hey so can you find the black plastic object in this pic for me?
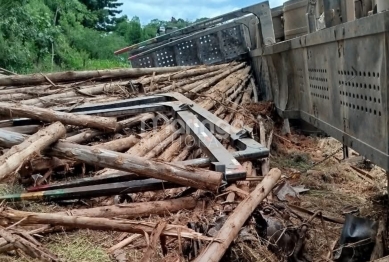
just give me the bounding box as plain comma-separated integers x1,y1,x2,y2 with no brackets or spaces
334,214,378,262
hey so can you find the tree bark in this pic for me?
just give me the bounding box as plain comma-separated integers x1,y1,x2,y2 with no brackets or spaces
0,209,213,241
0,122,66,182
0,66,193,86
193,168,281,262
50,141,222,191
56,197,196,218
0,102,119,132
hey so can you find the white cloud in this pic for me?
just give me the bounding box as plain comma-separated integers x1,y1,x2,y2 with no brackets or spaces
120,0,287,24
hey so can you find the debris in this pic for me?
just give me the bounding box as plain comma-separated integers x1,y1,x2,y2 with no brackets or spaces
140,221,167,262
194,168,281,262
0,208,213,241
274,181,309,201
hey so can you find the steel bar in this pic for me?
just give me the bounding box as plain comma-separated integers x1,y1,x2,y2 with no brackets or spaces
0,179,177,202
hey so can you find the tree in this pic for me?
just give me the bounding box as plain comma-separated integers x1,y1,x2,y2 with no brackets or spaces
79,0,123,31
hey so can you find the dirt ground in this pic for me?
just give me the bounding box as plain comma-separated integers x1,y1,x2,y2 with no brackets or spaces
0,125,387,262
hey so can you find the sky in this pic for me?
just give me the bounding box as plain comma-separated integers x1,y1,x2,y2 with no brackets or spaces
120,0,286,24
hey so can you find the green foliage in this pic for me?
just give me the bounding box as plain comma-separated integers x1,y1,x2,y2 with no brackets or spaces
0,0,204,74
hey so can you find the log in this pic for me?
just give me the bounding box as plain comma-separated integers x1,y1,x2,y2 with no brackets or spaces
183,63,245,94
63,112,154,144
0,102,119,132
64,129,103,143
0,122,66,181
128,124,177,157
214,79,247,117
141,64,226,88
194,168,281,262
0,129,28,148
0,93,33,101
97,123,177,177
119,113,155,128
92,135,139,152
2,125,41,134
143,130,181,159
0,66,193,86
158,69,225,93
158,135,187,162
198,67,250,111
22,82,126,107
250,77,259,103
0,209,213,241
50,141,223,191
56,197,196,218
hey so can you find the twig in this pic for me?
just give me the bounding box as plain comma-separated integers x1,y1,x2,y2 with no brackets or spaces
288,204,345,224
40,73,57,87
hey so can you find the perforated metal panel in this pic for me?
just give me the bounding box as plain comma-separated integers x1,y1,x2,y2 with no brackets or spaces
253,11,389,170
130,24,248,68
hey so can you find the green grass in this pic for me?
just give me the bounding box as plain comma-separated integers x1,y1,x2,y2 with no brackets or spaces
272,152,312,172
82,59,129,70
46,232,112,262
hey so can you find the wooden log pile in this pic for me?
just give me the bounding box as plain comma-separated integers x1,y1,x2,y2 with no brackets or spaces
0,63,285,262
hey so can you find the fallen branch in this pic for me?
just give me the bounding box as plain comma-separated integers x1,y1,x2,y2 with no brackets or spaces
0,209,214,241
287,204,345,224
194,168,281,262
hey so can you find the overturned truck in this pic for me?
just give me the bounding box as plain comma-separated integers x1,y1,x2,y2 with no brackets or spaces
116,0,389,175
